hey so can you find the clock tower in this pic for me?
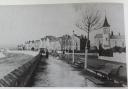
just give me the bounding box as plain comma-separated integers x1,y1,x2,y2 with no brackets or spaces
102,16,110,49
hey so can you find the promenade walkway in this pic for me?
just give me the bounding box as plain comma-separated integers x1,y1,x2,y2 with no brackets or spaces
31,56,98,87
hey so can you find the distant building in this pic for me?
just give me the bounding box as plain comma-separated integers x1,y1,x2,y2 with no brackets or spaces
24,40,35,50
33,40,42,50
95,16,125,49
40,36,61,51
59,34,80,51
59,35,72,51
17,44,25,50
24,41,30,50
24,40,41,51
72,34,80,51
110,32,125,48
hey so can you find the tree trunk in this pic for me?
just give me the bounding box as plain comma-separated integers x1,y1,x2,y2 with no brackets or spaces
84,25,90,69
87,25,90,50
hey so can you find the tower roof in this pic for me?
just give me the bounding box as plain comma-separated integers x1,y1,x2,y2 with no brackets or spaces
103,16,110,27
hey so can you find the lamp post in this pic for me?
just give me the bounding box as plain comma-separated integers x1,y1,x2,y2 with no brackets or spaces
72,30,75,63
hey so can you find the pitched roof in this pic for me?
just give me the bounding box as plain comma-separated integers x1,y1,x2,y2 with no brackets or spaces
45,36,59,42
61,34,72,40
41,37,45,41
103,16,110,27
74,34,81,39
35,40,40,42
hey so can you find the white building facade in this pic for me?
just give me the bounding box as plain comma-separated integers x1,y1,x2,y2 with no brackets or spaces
40,36,61,52
71,34,80,51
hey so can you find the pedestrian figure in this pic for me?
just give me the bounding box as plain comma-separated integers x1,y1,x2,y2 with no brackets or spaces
46,49,49,58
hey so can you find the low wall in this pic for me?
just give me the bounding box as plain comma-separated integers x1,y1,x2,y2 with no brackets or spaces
0,54,41,87
58,53,85,65
98,53,126,63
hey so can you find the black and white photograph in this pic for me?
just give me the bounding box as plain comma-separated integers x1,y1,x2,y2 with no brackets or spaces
0,2,127,87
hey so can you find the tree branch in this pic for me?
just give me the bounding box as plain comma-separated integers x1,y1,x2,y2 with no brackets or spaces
76,23,88,33
76,9,101,37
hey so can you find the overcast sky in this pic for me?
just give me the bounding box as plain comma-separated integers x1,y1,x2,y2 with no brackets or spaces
0,3,124,48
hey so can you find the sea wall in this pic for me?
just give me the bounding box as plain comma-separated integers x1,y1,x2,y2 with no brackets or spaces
0,54,41,87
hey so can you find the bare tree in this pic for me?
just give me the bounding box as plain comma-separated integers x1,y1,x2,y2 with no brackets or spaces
76,9,102,49
75,8,102,68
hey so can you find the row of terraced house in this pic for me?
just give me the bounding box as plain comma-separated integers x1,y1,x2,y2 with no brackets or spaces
17,34,85,52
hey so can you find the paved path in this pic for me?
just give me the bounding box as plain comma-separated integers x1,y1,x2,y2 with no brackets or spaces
32,56,97,87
